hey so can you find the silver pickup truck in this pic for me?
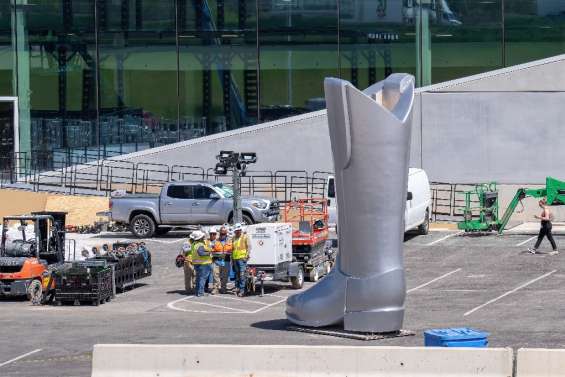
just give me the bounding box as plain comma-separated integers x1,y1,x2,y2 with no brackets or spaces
108,181,280,238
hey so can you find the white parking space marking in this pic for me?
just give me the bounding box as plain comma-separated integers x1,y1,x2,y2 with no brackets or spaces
464,270,557,317
148,238,185,244
264,293,288,299
425,231,463,246
166,294,288,314
516,236,537,247
182,298,252,312
0,349,42,368
248,298,288,313
217,295,273,306
167,296,252,313
407,268,462,293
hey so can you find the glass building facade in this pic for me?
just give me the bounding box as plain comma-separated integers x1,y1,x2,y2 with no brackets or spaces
0,0,565,168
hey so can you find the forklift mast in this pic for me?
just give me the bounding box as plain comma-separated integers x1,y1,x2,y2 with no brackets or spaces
32,211,67,264
0,212,66,263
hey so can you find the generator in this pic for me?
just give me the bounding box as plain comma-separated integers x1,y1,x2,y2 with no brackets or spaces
246,223,305,291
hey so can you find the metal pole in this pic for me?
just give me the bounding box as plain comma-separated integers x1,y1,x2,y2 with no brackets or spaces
232,165,242,224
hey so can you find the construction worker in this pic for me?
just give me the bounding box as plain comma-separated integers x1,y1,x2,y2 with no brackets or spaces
182,241,195,294
207,227,221,295
232,223,251,297
216,226,233,293
190,230,212,297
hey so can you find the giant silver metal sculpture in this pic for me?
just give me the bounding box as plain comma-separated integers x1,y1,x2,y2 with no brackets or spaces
286,73,415,332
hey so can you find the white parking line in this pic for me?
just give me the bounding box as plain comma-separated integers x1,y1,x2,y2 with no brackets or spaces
425,231,463,246
0,349,42,368
166,294,288,314
248,298,288,314
516,236,537,247
217,295,270,306
183,299,252,312
167,296,251,313
407,268,462,293
264,293,288,299
149,238,185,244
464,270,557,317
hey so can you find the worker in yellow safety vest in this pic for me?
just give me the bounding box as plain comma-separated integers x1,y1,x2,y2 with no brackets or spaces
181,240,195,294
189,230,212,297
232,223,252,297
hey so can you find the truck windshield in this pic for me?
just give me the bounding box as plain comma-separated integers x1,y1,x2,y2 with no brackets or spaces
213,184,233,198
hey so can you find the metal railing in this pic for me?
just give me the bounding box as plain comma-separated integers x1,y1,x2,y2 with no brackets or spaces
0,152,476,219
0,153,331,204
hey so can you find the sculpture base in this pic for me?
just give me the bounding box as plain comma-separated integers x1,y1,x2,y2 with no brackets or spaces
344,308,405,333
287,325,415,341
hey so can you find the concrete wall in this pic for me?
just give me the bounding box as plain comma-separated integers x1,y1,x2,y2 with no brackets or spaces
416,54,565,183
517,348,565,376
101,54,565,186
115,110,334,174
92,344,513,377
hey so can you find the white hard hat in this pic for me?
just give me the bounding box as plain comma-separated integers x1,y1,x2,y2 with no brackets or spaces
189,230,206,241
234,223,243,231
208,226,218,234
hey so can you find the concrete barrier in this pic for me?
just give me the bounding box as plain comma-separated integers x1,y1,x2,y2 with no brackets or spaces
92,344,513,377
517,348,565,376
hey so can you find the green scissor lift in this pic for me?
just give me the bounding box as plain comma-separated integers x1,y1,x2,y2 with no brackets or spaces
458,177,565,234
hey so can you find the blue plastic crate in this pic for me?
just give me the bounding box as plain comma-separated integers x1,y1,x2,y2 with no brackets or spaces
424,328,489,347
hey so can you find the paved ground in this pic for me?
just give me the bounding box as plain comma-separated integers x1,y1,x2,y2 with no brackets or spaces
1,229,565,376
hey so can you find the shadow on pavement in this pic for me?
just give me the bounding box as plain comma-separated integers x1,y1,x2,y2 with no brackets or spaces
251,319,290,331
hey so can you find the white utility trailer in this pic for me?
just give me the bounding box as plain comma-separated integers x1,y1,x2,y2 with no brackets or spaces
246,223,305,293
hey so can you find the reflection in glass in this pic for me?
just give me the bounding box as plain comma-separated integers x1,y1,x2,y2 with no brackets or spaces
2,0,565,171
98,0,177,155
427,0,503,84
505,0,565,66
340,0,417,88
17,0,98,168
179,0,258,139
259,0,338,123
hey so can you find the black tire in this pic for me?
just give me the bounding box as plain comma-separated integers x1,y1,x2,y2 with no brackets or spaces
227,213,254,225
155,227,172,236
418,209,430,235
290,267,304,289
309,268,319,282
242,213,254,225
130,213,156,238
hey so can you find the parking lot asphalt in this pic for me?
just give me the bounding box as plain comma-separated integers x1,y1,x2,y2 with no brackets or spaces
2,229,565,376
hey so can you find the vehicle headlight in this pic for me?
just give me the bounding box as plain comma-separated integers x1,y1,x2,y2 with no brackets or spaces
252,201,268,209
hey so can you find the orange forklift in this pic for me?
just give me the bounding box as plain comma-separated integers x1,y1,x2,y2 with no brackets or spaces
0,212,67,304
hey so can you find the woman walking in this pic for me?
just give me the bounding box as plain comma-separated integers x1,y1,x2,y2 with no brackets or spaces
529,199,558,255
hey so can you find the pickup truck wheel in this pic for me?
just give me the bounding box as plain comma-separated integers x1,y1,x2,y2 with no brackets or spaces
130,214,156,238
308,268,319,282
290,267,304,289
242,214,254,225
418,209,430,235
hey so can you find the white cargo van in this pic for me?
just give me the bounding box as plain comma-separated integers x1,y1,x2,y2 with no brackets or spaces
326,168,431,234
